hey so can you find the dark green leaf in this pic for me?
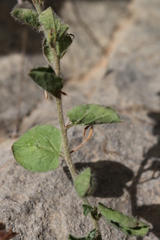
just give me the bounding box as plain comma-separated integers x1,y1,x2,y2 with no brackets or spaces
82,204,99,221
66,104,121,126
56,34,73,58
86,229,97,240
12,125,62,172
74,168,95,198
43,39,54,64
29,66,63,94
82,204,93,217
11,8,40,28
98,203,149,237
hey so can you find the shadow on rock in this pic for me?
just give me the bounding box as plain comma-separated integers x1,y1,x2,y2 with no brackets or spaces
63,160,134,198
128,107,160,239
137,204,160,239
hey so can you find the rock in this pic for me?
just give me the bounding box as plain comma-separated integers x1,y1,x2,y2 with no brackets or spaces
0,0,160,239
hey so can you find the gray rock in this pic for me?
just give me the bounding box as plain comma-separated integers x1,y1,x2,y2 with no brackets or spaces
0,0,160,239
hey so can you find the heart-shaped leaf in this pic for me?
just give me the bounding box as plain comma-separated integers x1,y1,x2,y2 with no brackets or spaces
66,104,121,126
11,8,40,28
12,125,62,172
29,66,63,94
98,203,149,237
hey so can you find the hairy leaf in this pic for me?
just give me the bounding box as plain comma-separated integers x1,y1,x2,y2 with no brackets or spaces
56,34,73,58
98,203,149,237
11,8,40,28
39,7,55,32
12,125,62,172
39,7,73,58
29,66,63,94
66,104,121,126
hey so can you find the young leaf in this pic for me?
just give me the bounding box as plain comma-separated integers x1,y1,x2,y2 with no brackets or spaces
98,203,149,237
43,38,54,64
11,8,40,29
66,104,121,126
82,204,94,217
39,7,73,58
56,34,73,58
29,66,63,94
74,168,95,198
86,229,97,240
12,125,62,172
39,7,56,34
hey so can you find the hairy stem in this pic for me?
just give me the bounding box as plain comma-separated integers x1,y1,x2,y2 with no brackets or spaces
53,52,77,180
53,51,102,239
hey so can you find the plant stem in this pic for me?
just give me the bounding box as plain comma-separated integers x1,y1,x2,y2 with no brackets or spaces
56,92,78,180
53,52,77,180
53,51,102,239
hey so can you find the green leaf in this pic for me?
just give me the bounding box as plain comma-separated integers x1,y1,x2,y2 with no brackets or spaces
43,39,54,64
82,204,94,217
12,125,62,172
82,205,100,221
39,7,56,35
74,168,95,198
66,104,121,126
56,34,73,58
29,66,63,94
86,229,97,240
11,8,40,28
39,7,73,58
98,203,149,237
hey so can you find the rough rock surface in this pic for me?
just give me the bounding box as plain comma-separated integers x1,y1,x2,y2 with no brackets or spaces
0,0,160,239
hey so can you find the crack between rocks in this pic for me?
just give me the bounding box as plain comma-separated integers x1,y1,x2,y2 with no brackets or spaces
68,0,136,83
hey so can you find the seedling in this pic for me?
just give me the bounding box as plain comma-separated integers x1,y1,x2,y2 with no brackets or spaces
11,1,149,239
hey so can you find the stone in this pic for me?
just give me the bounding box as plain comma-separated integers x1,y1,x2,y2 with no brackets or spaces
0,0,160,239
